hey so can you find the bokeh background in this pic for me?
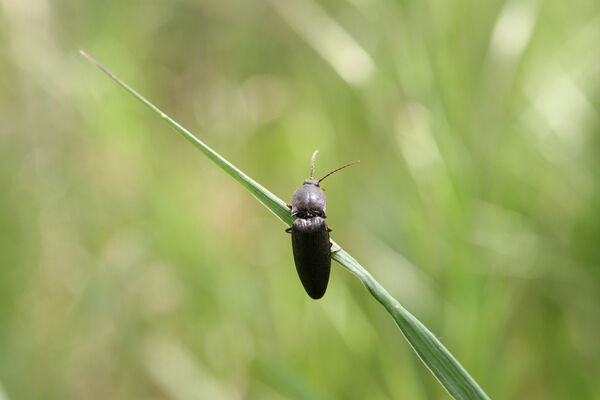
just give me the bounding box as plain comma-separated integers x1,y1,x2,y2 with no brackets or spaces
1,0,599,398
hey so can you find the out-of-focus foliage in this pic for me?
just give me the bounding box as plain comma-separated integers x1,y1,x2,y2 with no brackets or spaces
0,0,599,399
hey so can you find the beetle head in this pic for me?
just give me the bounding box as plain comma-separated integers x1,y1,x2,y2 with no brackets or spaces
303,179,320,187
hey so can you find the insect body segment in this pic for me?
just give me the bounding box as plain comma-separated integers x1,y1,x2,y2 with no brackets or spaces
291,217,331,298
287,150,359,299
291,180,326,218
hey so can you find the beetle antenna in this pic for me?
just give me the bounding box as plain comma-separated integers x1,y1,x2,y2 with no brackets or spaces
310,150,319,179
318,160,360,184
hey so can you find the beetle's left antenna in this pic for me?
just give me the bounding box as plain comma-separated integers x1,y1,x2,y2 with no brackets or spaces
310,150,319,179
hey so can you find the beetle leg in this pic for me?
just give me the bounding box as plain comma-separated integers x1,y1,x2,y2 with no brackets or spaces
330,241,341,253
286,203,292,209
285,227,292,233
327,227,332,232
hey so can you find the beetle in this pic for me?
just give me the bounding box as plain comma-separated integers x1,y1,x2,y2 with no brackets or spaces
286,150,359,299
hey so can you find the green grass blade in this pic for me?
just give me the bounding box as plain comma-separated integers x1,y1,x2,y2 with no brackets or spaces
332,250,490,399
80,50,490,400
79,50,292,226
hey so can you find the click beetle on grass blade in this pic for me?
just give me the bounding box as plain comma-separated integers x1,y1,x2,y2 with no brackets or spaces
286,150,359,299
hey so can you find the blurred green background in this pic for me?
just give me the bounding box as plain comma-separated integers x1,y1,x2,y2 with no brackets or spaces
1,0,599,398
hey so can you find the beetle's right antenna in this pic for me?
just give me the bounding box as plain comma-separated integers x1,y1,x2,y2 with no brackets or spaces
310,150,319,179
318,159,360,184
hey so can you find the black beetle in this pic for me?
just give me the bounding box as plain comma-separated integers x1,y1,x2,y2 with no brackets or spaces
286,151,359,299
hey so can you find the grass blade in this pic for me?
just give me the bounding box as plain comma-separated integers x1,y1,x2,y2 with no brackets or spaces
80,50,490,400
